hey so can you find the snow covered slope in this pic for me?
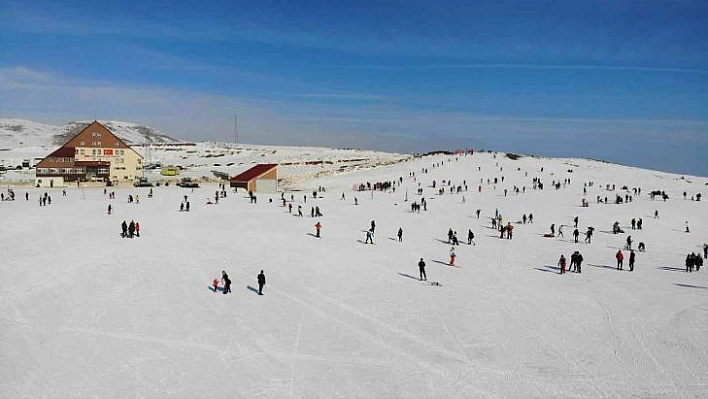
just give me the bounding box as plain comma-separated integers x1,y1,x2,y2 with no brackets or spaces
0,118,183,150
0,150,706,397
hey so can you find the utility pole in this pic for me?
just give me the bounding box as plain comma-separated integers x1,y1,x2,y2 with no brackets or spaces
234,114,238,148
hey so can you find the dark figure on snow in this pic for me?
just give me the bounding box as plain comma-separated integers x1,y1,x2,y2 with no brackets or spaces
685,254,694,273
257,270,266,295
573,229,580,243
626,236,633,250
585,227,594,243
638,242,646,252
397,227,403,242
448,228,454,243
365,229,374,244
128,220,136,238
121,220,128,238
574,216,579,228
221,270,231,294
550,224,555,235
418,258,427,281
558,254,567,274
629,250,636,271
616,250,624,270
370,220,376,233
467,230,475,246
571,251,583,273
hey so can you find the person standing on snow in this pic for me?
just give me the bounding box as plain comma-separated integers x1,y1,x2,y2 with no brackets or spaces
449,247,457,266
314,222,322,238
397,227,403,242
257,270,266,295
121,220,128,238
616,250,624,270
135,221,140,237
629,250,636,271
467,229,475,246
365,229,374,244
558,254,567,274
222,270,231,294
418,258,427,281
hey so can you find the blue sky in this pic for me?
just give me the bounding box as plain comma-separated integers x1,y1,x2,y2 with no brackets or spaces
1,0,706,175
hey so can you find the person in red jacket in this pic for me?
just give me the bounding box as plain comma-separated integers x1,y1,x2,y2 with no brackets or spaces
558,254,567,274
616,250,624,270
135,222,140,237
314,222,322,238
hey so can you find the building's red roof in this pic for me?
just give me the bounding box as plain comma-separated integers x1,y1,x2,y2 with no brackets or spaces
49,147,76,158
229,163,278,182
75,160,110,167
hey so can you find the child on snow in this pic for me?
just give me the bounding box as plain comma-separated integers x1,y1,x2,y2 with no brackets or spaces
213,278,219,293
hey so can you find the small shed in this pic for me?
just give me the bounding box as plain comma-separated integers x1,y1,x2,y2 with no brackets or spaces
229,163,278,193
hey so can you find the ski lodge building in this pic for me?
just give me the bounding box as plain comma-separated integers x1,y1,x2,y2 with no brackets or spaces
229,163,278,193
35,121,144,187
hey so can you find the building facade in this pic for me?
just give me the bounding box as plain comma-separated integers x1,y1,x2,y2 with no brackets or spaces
35,121,144,187
229,164,278,193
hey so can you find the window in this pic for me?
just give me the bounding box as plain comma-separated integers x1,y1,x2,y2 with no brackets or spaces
116,141,120,147
97,141,101,146
80,149,85,154
92,141,96,146
80,140,85,146
97,132,101,138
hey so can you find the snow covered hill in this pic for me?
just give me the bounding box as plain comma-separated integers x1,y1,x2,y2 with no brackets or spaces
0,118,183,150
0,150,706,397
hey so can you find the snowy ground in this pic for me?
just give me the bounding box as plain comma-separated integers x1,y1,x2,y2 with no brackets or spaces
1,150,707,397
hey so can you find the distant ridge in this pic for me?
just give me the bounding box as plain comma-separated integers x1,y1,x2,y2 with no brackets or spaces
0,118,185,150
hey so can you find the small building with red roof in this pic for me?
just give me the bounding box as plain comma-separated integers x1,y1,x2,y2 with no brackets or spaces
229,163,278,193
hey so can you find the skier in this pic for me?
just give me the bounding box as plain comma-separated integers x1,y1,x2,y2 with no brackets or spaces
558,254,567,274
467,229,475,246
314,222,322,238
616,250,624,270
449,247,457,266
365,229,374,244
585,227,594,243
397,227,403,242
257,270,266,295
418,258,427,281
629,250,636,271
573,228,580,243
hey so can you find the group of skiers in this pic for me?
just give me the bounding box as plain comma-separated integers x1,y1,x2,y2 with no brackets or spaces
558,251,585,274
120,220,140,238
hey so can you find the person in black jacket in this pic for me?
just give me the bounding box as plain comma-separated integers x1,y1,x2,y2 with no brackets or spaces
222,270,231,294
418,258,427,281
629,250,636,271
257,270,266,295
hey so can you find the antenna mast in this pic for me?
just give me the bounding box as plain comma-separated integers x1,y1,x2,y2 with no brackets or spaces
233,114,239,148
